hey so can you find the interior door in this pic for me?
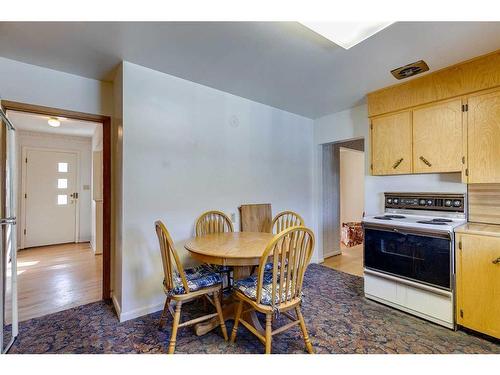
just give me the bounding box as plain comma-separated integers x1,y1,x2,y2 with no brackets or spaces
371,111,412,175
24,149,78,248
412,99,463,173
467,89,500,183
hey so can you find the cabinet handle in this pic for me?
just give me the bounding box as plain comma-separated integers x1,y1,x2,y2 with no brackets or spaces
419,156,432,167
392,158,404,169
493,257,500,264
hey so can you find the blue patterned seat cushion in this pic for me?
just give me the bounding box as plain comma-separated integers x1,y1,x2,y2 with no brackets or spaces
234,272,294,306
263,261,286,272
165,265,222,295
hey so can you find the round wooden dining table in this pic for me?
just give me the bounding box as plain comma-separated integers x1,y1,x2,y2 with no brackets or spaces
185,231,275,336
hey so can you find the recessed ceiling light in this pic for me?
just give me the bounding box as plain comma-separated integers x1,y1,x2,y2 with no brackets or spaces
48,117,61,127
300,21,394,49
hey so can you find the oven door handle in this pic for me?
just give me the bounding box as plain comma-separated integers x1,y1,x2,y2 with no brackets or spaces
392,227,408,236
363,223,452,240
380,248,425,261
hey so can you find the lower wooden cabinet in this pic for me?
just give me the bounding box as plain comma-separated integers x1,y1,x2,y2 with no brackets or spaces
456,233,500,339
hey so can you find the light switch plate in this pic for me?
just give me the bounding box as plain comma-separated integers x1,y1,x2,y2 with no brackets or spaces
83,185,90,190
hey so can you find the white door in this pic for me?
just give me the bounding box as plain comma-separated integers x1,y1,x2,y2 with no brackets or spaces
339,147,365,224
24,149,78,248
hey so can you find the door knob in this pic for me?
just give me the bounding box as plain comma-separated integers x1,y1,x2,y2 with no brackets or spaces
493,257,500,264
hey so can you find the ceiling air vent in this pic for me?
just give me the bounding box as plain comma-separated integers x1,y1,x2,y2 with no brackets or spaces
391,60,429,80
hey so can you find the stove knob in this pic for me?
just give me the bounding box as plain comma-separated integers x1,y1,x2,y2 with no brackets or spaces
387,198,392,204
427,200,433,206
393,198,399,205
445,200,452,207
453,200,462,207
419,199,426,206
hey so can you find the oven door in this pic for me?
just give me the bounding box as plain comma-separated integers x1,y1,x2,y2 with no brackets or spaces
363,224,452,290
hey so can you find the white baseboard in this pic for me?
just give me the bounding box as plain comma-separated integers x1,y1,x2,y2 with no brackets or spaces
323,250,341,259
119,301,164,322
111,293,121,319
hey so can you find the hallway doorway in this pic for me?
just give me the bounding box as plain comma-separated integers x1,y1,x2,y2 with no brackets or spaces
321,138,365,277
1,102,111,322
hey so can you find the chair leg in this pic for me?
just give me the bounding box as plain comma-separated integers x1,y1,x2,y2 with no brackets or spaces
295,306,314,354
265,314,272,354
230,300,244,343
159,297,170,329
213,290,228,341
168,301,183,354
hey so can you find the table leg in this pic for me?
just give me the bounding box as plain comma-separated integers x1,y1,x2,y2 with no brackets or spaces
193,265,264,337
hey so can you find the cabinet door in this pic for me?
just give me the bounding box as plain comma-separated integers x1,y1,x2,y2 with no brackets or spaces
371,111,412,175
467,89,500,183
456,234,500,339
413,99,463,173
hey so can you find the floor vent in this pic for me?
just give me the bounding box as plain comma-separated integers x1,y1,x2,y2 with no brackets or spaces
391,60,429,80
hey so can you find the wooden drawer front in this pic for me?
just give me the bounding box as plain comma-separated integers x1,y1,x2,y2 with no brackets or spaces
413,99,463,173
456,234,500,339
371,111,412,175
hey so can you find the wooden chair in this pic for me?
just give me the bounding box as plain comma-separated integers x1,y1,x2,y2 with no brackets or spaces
271,211,304,234
195,210,234,236
195,210,234,292
230,226,315,354
155,220,228,354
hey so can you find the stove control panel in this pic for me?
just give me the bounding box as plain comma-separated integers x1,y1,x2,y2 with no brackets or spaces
384,193,465,212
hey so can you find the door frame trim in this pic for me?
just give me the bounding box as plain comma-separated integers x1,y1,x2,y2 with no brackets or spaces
1,100,112,300
21,146,81,249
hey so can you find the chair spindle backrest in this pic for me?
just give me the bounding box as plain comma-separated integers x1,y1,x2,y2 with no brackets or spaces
256,226,315,310
271,211,304,234
155,220,189,294
195,210,234,236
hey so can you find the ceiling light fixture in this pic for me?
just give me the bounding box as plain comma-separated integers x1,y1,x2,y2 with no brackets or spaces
48,117,61,127
300,21,394,50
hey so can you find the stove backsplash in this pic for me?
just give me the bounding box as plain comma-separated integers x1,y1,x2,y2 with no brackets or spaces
468,183,500,225
364,172,466,216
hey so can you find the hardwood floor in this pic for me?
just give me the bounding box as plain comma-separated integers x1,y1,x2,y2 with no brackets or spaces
6,242,102,323
321,243,363,277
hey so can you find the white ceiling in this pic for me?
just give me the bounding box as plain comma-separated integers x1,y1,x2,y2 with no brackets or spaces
1,22,500,118
7,110,99,137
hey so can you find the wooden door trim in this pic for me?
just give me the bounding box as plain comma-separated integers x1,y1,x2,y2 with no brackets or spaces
1,100,112,300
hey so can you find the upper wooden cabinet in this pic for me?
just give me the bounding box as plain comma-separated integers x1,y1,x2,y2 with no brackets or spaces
367,50,500,180
412,99,463,174
456,232,500,339
467,89,500,183
367,51,500,117
371,111,412,175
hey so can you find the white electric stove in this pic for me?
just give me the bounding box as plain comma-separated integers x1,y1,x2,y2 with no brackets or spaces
363,192,466,329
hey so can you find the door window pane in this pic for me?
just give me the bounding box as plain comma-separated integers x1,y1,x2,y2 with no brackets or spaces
57,195,68,205
58,162,68,173
57,178,68,189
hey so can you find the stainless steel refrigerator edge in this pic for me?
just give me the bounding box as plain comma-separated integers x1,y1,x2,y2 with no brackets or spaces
1,104,18,354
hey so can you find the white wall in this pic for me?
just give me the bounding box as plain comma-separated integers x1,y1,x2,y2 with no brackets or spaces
0,57,113,116
118,61,314,320
15,130,93,246
313,104,467,260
